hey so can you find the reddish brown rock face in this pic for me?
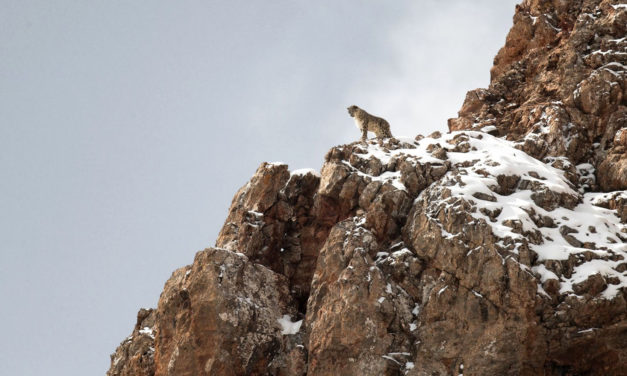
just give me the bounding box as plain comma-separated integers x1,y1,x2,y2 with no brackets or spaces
107,308,156,376
108,1,627,375
305,220,416,376
153,249,299,376
449,0,627,192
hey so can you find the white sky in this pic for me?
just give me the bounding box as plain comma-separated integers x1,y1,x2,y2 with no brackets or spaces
0,1,519,374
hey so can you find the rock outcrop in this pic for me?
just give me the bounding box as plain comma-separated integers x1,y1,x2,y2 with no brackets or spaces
108,1,626,375
448,0,626,192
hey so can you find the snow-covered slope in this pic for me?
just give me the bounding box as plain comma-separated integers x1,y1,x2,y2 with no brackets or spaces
348,132,626,300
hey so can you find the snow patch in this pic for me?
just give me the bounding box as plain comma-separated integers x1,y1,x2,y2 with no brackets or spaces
266,161,286,167
139,327,155,339
277,315,303,335
412,303,420,316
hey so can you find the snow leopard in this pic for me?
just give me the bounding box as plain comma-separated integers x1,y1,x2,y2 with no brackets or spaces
347,105,393,142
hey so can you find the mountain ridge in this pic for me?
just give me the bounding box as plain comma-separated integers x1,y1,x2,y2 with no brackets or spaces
108,0,626,375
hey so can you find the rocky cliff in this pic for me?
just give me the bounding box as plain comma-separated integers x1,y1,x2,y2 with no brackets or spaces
107,0,627,375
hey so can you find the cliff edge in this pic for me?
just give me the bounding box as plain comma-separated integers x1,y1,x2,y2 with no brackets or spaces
108,1,626,375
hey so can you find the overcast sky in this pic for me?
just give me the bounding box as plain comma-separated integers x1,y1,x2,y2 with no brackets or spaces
0,1,519,375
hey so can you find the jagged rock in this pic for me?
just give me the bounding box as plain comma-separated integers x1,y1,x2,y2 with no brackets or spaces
107,308,156,376
448,0,627,192
572,273,608,296
306,219,416,375
598,152,627,191
215,163,324,307
109,1,627,375
154,248,298,375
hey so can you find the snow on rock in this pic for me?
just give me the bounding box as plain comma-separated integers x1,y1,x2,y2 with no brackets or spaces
138,326,155,339
345,131,626,300
266,161,287,167
277,315,303,335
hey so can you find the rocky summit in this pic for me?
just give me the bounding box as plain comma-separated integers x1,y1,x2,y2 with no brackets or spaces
107,0,626,375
